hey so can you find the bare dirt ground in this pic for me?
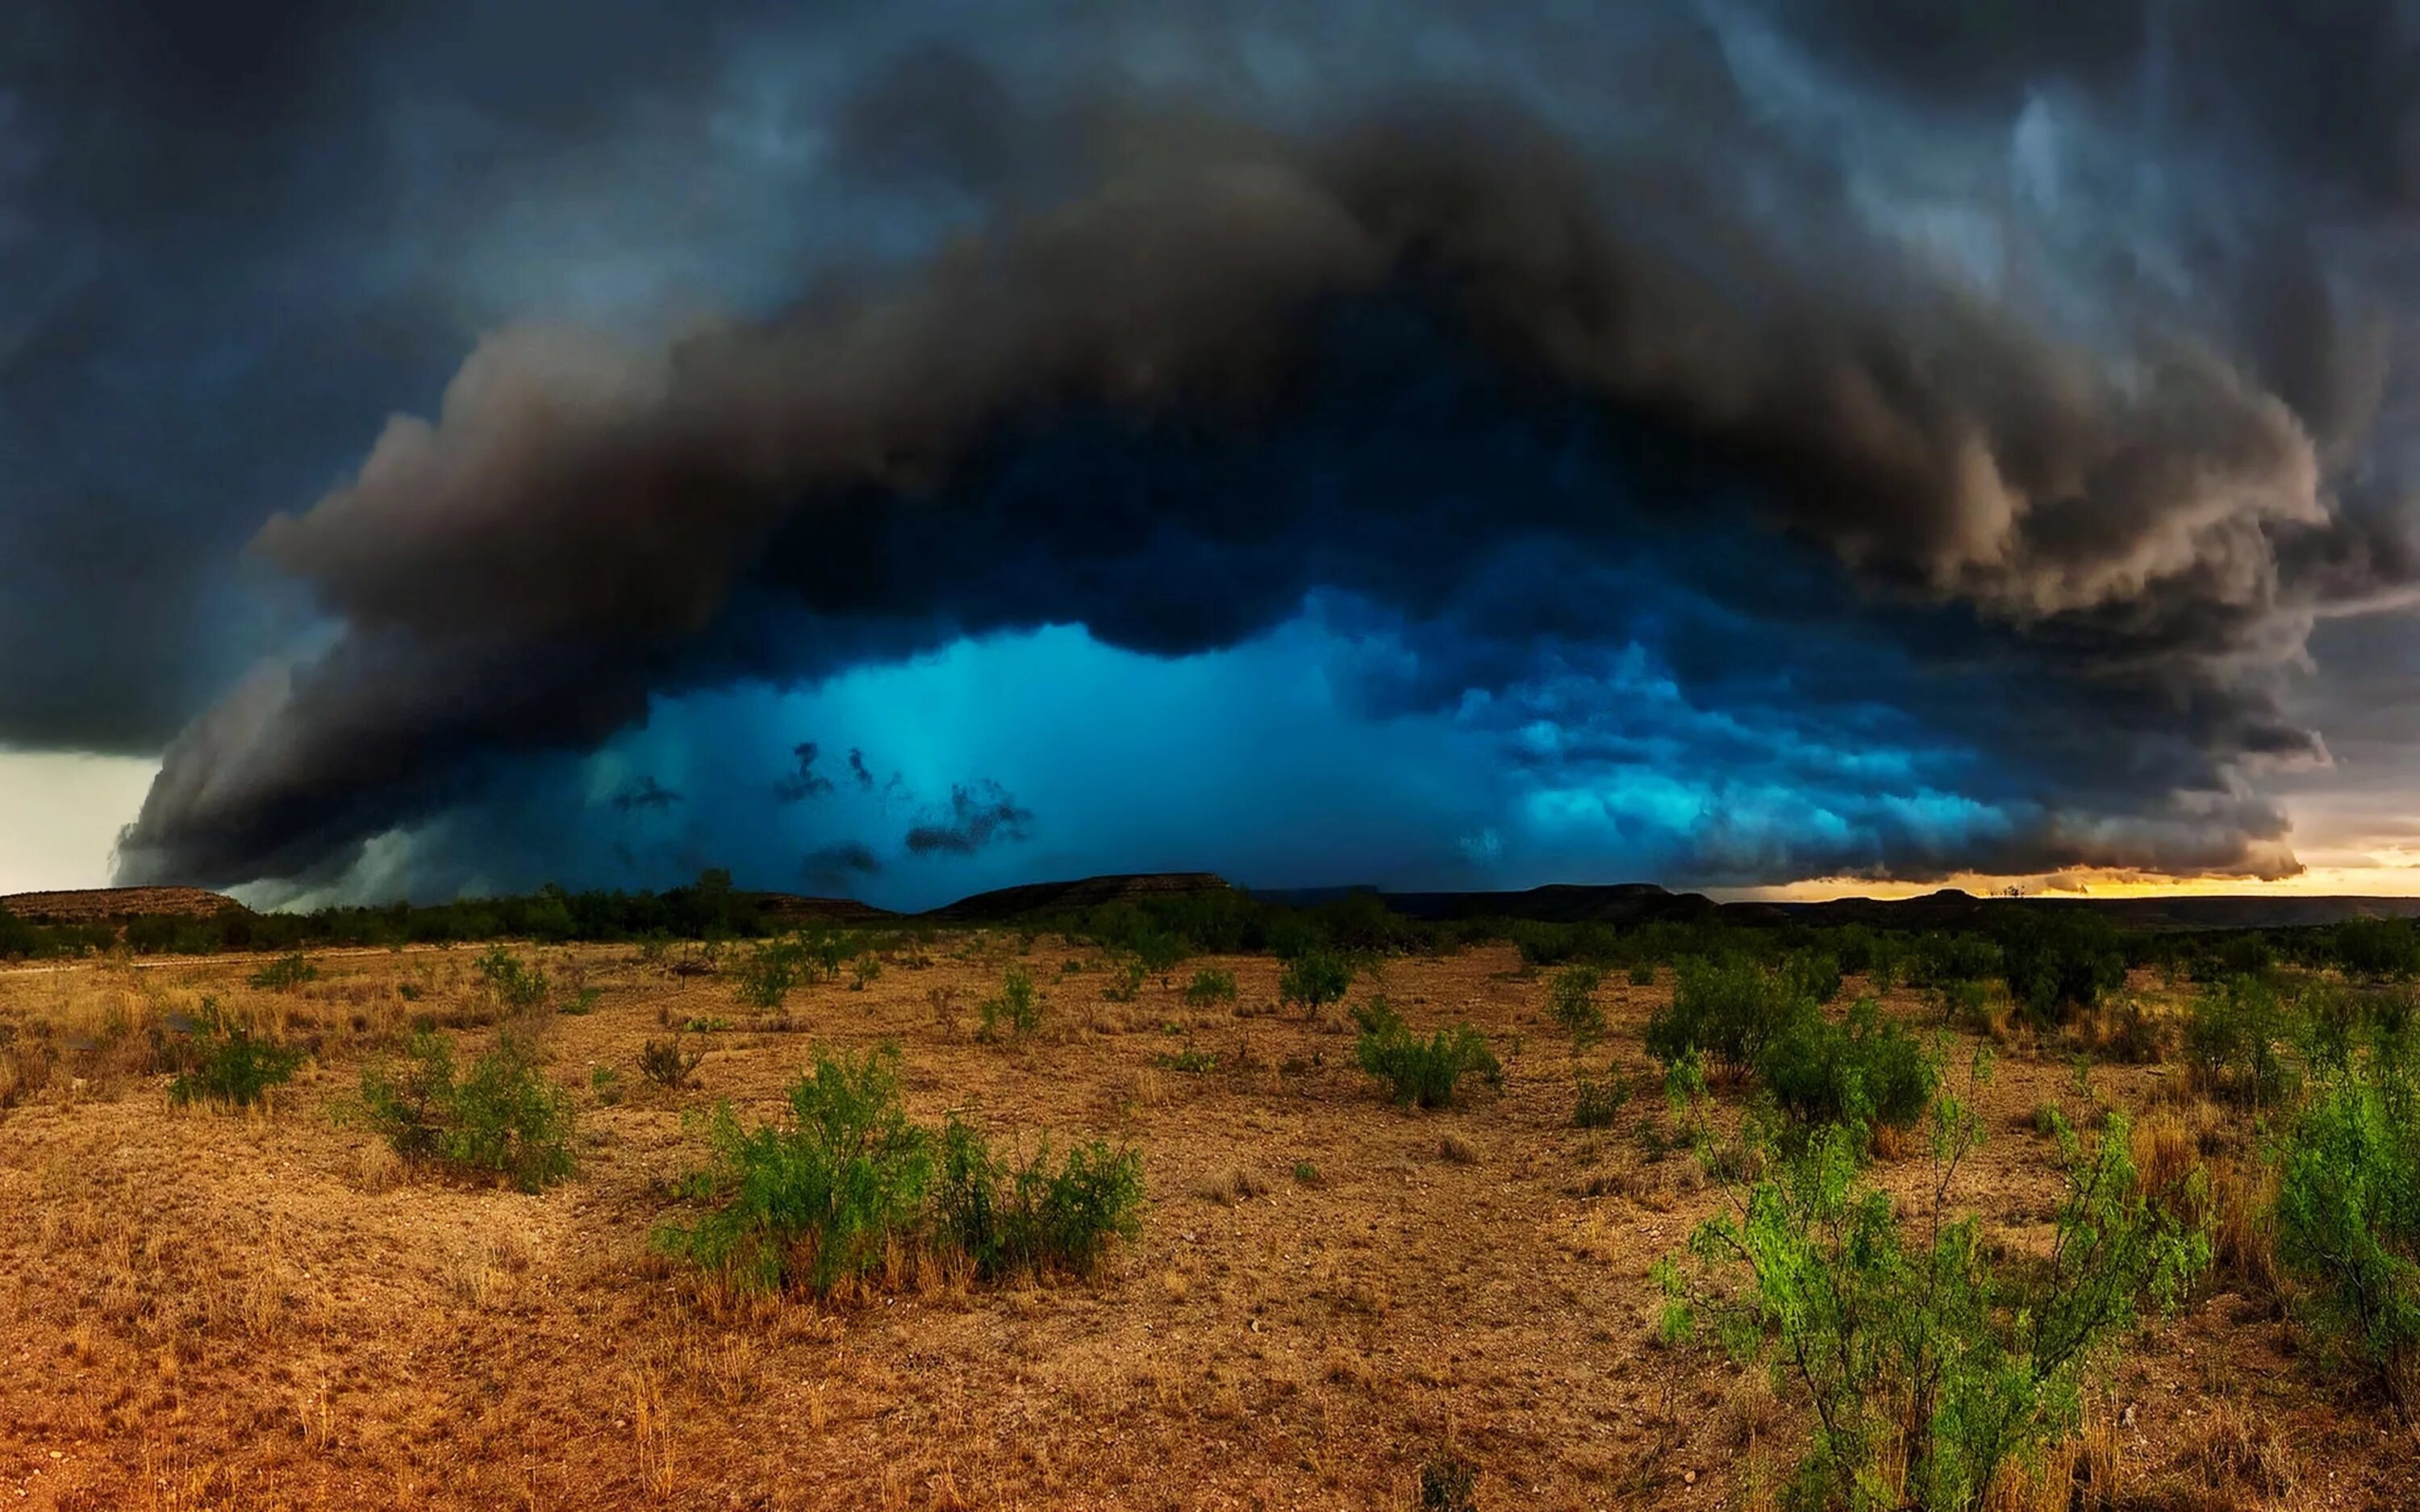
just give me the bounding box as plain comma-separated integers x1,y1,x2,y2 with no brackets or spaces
0,939,2410,1510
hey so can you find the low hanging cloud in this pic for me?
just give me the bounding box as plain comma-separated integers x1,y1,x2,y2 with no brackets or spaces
96,10,2420,893
902,781,1035,858
772,741,835,802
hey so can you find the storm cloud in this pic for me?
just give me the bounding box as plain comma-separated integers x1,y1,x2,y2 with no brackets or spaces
12,2,2418,897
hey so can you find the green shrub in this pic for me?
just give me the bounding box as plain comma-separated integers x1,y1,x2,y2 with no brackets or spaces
475,945,549,1013
590,1065,624,1106
1150,1048,1219,1073
1183,968,1238,1012
978,965,1041,1040
1626,960,1656,987
1780,951,1842,1006
2182,974,2293,1107
354,1031,578,1193
733,939,807,1009
931,1118,1145,1283
2336,916,2420,980
1546,964,1607,1045
1279,949,1353,1018
1101,955,1148,1002
1755,997,1936,1132
1417,1453,1479,1512
1997,912,2124,1026
1573,1069,1633,1130
1660,1093,2206,1511
1353,999,1500,1110
654,1044,1142,1297
248,952,319,991
850,954,882,992
2275,1038,2420,1407
640,1033,703,1089
1646,956,1809,1072
169,1013,304,1109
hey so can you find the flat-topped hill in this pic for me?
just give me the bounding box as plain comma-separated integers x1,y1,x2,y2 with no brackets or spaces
0,885,243,923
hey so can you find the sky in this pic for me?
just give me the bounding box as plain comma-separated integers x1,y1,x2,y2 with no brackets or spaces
10,2,2420,910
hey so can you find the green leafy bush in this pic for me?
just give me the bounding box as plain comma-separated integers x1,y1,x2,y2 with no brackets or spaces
354,1031,578,1193
1755,997,1936,1132
2275,1038,2420,1408
1646,956,1809,1072
1996,911,2125,1026
850,954,882,991
1626,960,1656,987
1353,999,1500,1110
1780,952,1842,1007
2335,916,2420,980
1279,949,1353,1018
931,1118,1145,1283
168,1011,304,1109
1101,955,1148,1002
978,965,1041,1040
653,1045,1142,1297
474,945,549,1013
1660,1092,2206,1511
248,952,319,991
733,939,807,1009
1546,964,1608,1045
2182,974,2294,1107
1183,968,1238,1011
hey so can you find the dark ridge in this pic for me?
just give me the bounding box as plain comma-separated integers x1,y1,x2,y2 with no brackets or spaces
746,893,903,927
0,886,245,923
1333,882,1722,926
922,873,1235,923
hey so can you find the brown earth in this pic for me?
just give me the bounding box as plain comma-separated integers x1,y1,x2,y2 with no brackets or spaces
0,888,242,923
0,940,2407,1510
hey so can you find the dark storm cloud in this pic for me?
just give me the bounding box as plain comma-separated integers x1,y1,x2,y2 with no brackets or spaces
846,749,876,793
902,781,1034,858
611,775,681,813
26,1,2420,890
801,839,882,893
773,741,834,802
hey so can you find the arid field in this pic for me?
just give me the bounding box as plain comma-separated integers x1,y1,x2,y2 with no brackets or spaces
0,935,2409,1510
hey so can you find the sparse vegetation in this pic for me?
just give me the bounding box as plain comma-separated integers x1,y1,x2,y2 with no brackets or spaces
1353,999,1500,1110
1660,1083,2208,1511
1280,949,1353,1018
248,952,319,991
353,1031,578,1193
639,1033,703,1089
1573,1068,1632,1129
474,944,549,1014
653,1044,1141,1297
168,1006,304,1109
1184,968,1239,1012
978,964,1041,1040
1546,964,1607,1045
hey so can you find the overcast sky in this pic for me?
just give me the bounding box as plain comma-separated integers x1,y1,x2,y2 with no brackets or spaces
10,2,2420,908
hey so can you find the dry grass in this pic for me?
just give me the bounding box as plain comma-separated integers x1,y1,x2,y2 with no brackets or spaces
0,946,2406,1508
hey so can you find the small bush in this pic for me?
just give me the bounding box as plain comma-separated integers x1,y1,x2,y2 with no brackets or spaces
2183,975,2294,1107
1646,956,1809,1072
1150,1048,1219,1073
2275,1038,2420,1408
1626,960,1655,986
1660,1092,2207,1511
1755,998,1936,1132
169,1014,304,1109
654,1044,1142,1297
978,965,1041,1040
1280,950,1353,1018
1780,951,1842,1007
1546,964,1607,1045
475,945,549,1014
1101,955,1148,1002
1573,1069,1633,1130
733,939,807,1009
248,952,319,992
1417,1453,1479,1512
1183,968,1239,1012
590,1065,623,1106
353,1031,578,1193
1353,999,1500,1110
1292,1160,1322,1187
931,1118,1145,1283
640,1034,703,1089
850,954,882,991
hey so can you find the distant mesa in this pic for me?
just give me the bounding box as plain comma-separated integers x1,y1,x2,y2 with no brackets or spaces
923,873,1234,923
0,885,244,923
746,893,903,927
